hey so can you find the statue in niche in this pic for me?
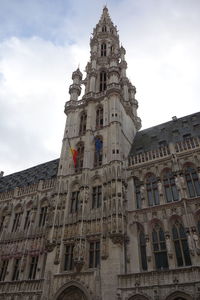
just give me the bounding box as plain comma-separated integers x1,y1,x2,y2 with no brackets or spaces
192,232,200,254
54,245,60,264
118,216,123,232
165,234,172,258
140,185,145,200
101,238,108,259
175,175,186,199
157,180,163,196
187,233,195,256
171,153,180,172
112,217,117,233
4,215,10,229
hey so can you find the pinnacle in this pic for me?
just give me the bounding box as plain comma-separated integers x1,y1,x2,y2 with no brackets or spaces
99,5,113,25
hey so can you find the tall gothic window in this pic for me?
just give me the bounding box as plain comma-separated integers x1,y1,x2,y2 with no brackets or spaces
89,241,100,268
152,224,168,270
139,229,147,270
12,258,20,281
0,260,9,281
172,221,191,267
96,106,103,129
12,212,22,232
197,219,200,235
39,206,47,227
24,210,31,230
92,186,102,208
146,174,160,206
99,71,107,92
102,25,107,32
28,256,38,279
134,178,142,209
0,215,5,233
64,244,74,271
101,43,107,56
94,136,103,167
162,170,179,202
70,191,80,213
184,166,200,198
76,142,84,172
79,111,87,135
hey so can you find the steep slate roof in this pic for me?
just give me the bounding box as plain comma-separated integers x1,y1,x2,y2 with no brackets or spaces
0,159,59,193
130,112,200,156
1,112,200,193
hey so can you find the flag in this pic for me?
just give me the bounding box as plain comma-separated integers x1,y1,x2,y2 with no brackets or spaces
94,137,102,153
70,148,78,167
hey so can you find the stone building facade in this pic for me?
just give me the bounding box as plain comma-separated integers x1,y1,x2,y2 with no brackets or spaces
0,7,200,300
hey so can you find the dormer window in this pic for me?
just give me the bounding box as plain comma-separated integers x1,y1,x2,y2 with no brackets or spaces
102,25,107,32
101,43,107,56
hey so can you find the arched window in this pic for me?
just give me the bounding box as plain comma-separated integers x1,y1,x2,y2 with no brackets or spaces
146,174,159,206
152,224,168,270
139,229,147,270
12,208,22,232
134,178,141,209
101,43,107,56
184,166,200,198
94,136,103,167
172,221,191,266
79,112,87,135
96,106,103,129
99,71,107,92
102,25,107,32
162,170,179,202
39,206,47,227
197,219,200,235
76,142,84,172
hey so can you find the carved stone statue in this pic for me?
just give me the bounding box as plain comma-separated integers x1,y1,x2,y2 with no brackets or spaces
140,185,145,200
175,175,186,199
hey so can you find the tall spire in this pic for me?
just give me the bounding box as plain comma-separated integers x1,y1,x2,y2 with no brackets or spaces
99,6,113,25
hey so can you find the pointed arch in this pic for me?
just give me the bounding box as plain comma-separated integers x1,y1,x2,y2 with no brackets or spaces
76,142,84,172
151,222,168,270
145,173,160,206
161,168,179,202
99,71,107,92
171,219,191,267
137,223,147,271
101,43,107,56
183,163,200,198
165,291,192,300
128,294,150,300
96,105,103,129
54,281,91,300
94,136,103,167
134,177,142,209
79,111,87,135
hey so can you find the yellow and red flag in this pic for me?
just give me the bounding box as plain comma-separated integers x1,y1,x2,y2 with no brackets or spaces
70,148,78,167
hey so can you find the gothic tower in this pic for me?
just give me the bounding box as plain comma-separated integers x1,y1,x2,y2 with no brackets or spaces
46,6,141,300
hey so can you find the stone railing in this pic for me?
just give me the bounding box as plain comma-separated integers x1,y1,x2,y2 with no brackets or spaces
0,178,56,202
0,190,14,201
175,136,200,153
129,136,200,167
17,183,39,196
0,279,44,295
129,146,170,166
42,178,56,190
0,227,46,242
118,266,200,289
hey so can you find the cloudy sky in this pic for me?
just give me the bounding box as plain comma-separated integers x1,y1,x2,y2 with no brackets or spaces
0,0,199,175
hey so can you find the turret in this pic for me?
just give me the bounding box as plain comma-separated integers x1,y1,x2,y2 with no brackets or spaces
69,68,82,101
